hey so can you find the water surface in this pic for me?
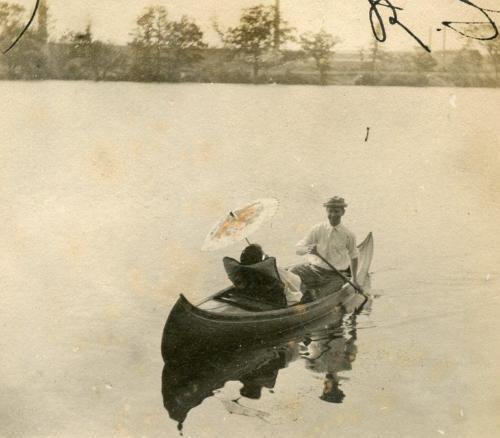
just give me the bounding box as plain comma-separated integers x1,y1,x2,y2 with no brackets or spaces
0,82,499,437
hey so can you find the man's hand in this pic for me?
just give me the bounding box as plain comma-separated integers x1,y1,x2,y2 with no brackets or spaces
306,245,319,256
352,280,364,294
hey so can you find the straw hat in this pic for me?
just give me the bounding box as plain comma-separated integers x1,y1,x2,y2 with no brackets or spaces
323,196,348,208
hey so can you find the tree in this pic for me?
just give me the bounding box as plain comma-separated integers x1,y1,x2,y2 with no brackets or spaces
300,29,339,84
130,6,206,82
464,24,500,84
162,16,207,80
0,2,24,51
448,40,484,86
273,0,281,50
474,34,500,84
412,50,438,73
1,1,25,78
216,5,293,82
130,6,170,81
484,38,500,83
369,27,383,73
358,47,365,64
61,24,127,81
37,0,49,44
0,1,49,79
355,24,397,85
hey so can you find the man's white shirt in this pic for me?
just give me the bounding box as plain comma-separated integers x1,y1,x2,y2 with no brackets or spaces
296,222,359,270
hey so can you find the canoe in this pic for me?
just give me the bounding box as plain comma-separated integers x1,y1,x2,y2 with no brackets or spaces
161,232,373,358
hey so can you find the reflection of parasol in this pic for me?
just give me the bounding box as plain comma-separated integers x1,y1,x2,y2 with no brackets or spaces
201,198,278,251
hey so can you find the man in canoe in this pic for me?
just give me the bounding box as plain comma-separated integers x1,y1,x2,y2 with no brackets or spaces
291,196,362,299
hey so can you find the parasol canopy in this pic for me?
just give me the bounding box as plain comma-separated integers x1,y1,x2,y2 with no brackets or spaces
201,198,278,251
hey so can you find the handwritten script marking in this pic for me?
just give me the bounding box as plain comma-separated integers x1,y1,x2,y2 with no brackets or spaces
2,0,40,55
366,0,499,52
441,0,499,40
368,0,431,52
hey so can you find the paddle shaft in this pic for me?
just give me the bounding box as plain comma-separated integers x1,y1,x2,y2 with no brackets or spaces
314,251,366,296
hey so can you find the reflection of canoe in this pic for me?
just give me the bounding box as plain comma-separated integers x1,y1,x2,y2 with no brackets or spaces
162,337,298,430
161,233,373,357
162,311,347,430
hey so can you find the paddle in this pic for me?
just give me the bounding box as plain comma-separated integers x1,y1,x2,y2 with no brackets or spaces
313,249,368,300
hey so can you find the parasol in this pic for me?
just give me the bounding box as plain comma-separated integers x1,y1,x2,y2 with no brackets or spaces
201,198,278,251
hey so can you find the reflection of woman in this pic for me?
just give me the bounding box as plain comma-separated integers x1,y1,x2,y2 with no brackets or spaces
239,353,282,399
302,315,358,403
239,342,299,399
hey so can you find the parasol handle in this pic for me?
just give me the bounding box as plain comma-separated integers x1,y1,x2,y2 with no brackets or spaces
229,211,251,247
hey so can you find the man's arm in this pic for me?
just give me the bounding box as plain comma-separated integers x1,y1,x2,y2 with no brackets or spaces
296,244,317,255
295,226,317,255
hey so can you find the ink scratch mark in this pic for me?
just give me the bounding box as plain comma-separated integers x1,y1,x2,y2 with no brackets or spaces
365,127,370,142
2,0,40,54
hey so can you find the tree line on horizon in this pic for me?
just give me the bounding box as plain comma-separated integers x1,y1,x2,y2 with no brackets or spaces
0,1,499,87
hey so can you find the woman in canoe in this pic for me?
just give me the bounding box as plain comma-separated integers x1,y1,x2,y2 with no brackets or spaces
223,244,303,307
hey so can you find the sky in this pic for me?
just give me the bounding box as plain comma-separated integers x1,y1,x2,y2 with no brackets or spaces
8,0,500,52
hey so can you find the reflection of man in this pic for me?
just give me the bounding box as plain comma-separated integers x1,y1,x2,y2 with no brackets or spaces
321,373,345,403
291,196,362,298
302,319,358,404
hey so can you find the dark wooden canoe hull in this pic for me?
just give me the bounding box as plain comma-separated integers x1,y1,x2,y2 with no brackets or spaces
162,233,373,358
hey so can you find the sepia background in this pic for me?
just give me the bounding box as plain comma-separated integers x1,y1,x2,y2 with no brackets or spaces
1,1,499,437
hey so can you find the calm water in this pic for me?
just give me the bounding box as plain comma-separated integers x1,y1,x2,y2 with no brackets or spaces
1,82,499,437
